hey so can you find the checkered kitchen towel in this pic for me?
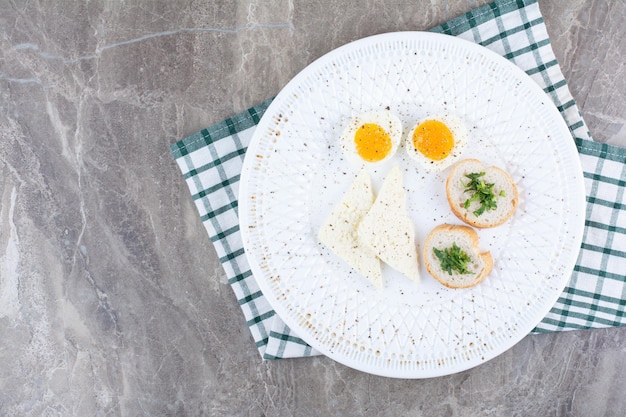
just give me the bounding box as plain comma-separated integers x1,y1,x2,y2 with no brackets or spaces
170,0,626,359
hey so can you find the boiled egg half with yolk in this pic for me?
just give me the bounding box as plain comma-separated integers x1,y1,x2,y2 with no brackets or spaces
340,111,402,165
405,116,467,171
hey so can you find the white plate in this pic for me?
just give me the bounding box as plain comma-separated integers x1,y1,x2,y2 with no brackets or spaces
238,32,585,378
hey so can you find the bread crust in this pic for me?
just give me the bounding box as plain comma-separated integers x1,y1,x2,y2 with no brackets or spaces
423,224,493,289
446,159,518,228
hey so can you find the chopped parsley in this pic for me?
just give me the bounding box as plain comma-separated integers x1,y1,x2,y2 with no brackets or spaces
462,172,506,216
433,243,472,275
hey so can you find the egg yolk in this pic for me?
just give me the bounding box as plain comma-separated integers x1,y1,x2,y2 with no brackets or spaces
412,120,454,161
354,123,392,162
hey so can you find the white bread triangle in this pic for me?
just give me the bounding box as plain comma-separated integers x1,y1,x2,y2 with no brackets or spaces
357,165,420,283
318,170,383,288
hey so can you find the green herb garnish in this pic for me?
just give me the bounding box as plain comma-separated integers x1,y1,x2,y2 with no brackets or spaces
433,243,472,275
462,172,505,216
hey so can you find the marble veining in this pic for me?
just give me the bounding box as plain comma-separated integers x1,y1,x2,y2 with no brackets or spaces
0,1,624,416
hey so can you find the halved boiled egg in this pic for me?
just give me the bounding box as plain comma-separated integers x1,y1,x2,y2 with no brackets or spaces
405,115,467,171
340,111,402,165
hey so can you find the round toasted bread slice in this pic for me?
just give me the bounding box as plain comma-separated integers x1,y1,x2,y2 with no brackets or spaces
446,159,518,228
423,224,493,289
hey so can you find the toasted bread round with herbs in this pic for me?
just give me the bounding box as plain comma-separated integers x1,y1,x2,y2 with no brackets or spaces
423,224,493,289
446,159,518,228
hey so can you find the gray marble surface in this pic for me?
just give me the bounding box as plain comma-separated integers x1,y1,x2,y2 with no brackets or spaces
1,1,625,416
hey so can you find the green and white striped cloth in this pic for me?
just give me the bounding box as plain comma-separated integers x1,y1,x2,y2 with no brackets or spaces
170,0,626,360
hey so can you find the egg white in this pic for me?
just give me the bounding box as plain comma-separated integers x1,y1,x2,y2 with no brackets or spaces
405,115,468,171
340,111,402,166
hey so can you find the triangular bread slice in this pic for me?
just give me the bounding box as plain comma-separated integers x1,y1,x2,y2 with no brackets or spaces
357,165,420,283
318,170,383,288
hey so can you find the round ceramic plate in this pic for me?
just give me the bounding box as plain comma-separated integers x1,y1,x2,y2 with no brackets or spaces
238,32,585,378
